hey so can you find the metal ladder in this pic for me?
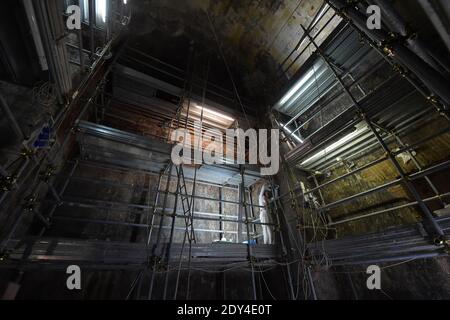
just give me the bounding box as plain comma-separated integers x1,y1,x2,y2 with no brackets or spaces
176,165,196,243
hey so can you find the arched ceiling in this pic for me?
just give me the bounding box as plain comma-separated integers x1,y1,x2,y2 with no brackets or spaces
127,0,341,102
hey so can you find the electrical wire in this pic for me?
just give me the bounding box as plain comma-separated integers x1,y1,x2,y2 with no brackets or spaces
259,266,277,300
205,10,251,129
32,81,57,116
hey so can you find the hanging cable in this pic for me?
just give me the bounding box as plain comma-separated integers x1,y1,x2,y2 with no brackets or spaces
205,10,251,128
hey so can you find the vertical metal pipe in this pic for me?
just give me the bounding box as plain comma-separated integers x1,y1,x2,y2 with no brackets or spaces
174,213,188,300
184,54,209,300
240,166,257,300
185,234,194,300
268,177,296,300
248,187,258,244
219,186,224,240
174,164,198,300
148,164,173,300
306,266,318,300
312,175,331,224
369,116,444,238
162,167,182,300
237,184,243,243
88,0,95,61
183,167,197,300
312,175,325,205
105,0,111,41
77,1,85,70
394,135,447,207
147,172,163,245
22,0,48,71
32,0,63,102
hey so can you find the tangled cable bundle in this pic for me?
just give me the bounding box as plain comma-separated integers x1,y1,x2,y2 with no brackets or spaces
32,81,57,114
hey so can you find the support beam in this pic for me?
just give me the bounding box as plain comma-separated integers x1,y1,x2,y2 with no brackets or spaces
88,0,95,61
240,166,257,300
326,0,450,106
301,23,445,241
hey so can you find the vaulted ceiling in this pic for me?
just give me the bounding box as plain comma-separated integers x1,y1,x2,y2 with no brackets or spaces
127,0,340,102
126,0,449,105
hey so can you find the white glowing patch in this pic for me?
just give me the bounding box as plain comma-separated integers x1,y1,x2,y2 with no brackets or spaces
82,0,89,21
194,105,235,122
278,69,315,106
300,125,369,167
97,0,107,23
280,123,303,144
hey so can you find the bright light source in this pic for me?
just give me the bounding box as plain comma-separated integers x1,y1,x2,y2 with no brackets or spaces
194,105,235,122
123,0,127,4
278,69,315,106
311,4,329,28
280,123,303,144
300,125,368,167
82,0,89,21
97,0,107,23
296,37,307,52
282,65,327,113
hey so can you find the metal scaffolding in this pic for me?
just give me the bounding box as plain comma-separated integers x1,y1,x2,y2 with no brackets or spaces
0,32,294,300
1,0,449,300
272,1,450,272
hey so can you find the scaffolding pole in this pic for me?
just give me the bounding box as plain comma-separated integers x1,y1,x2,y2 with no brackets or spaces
301,24,446,242
240,166,257,300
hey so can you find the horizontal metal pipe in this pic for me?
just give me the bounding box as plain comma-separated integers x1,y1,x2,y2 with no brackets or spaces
317,157,450,214
72,159,256,190
65,42,100,57
392,126,450,156
288,56,386,137
126,47,243,102
305,108,445,178
312,107,440,174
327,252,446,267
52,216,251,235
285,113,358,165
319,178,403,211
409,160,450,181
330,192,450,225
286,70,406,165
48,197,269,224
57,180,262,207
318,240,435,259
305,156,388,195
